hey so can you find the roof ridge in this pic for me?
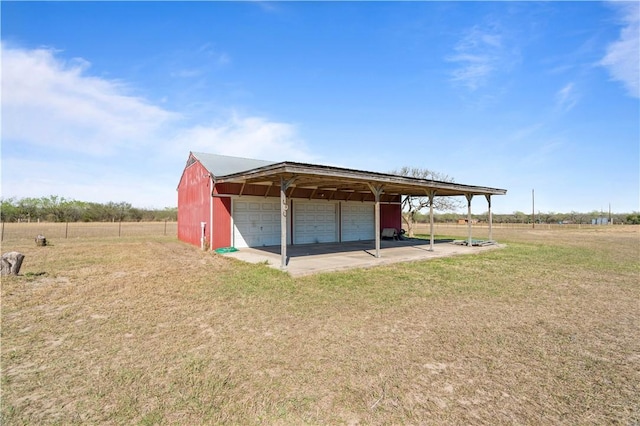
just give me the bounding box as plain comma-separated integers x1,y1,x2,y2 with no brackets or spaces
191,151,278,164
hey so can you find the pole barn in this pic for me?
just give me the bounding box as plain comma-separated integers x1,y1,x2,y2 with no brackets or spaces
177,152,506,270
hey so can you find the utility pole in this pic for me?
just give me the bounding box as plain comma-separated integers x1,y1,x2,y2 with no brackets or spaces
532,189,535,229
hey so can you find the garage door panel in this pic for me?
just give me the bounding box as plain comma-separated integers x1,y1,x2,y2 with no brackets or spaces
342,203,374,241
294,201,338,244
233,199,281,248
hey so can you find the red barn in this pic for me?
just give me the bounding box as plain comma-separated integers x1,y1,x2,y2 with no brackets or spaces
177,152,506,267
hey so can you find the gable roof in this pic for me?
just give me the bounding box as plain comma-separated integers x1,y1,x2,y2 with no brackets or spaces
191,152,276,177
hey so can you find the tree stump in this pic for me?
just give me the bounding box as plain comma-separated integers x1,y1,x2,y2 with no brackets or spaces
1,252,25,276
36,235,47,246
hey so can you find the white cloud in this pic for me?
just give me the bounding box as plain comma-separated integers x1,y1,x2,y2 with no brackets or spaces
447,25,506,91
1,44,316,207
600,1,640,98
170,43,231,78
169,112,315,162
555,82,579,112
1,42,178,156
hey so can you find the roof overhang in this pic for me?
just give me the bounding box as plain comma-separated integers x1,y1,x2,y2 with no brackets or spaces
214,161,507,198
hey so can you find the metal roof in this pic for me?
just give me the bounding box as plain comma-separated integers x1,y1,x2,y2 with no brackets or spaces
191,152,276,177
188,152,507,198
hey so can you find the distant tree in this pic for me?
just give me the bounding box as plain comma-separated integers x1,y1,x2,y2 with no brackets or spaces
17,197,41,222
536,211,552,224
626,213,640,224
0,196,178,223
39,195,75,222
390,167,462,237
438,212,460,223
158,207,178,221
512,211,527,223
0,198,20,222
104,201,132,222
128,207,143,222
570,211,590,224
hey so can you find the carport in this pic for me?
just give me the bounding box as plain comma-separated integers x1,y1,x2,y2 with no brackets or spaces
213,161,507,271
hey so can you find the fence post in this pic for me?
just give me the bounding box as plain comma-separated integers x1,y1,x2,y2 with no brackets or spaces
164,219,167,236
119,221,122,237
65,222,69,239
1,221,4,242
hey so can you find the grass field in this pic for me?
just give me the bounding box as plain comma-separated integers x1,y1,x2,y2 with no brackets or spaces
2,221,177,241
1,226,639,424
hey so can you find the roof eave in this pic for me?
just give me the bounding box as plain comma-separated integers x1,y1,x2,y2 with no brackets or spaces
214,162,507,197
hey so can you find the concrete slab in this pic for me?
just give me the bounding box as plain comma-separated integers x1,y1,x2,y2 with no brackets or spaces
222,238,505,277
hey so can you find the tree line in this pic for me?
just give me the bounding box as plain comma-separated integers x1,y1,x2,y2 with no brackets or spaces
2,195,638,225
412,210,640,225
388,167,639,227
1,196,177,223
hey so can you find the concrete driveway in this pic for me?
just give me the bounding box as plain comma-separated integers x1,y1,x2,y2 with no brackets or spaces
222,238,504,277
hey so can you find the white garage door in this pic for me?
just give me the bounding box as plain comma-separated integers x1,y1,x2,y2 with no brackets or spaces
233,200,281,248
341,203,374,241
294,201,338,244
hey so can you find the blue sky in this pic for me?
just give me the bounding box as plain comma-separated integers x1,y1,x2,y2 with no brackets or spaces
2,1,638,214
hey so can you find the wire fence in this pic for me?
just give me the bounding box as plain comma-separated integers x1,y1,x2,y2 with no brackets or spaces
1,221,177,242
423,222,603,231
412,222,621,236
2,220,622,244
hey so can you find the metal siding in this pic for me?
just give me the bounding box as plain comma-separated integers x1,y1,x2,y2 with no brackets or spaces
380,204,402,232
212,196,231,249
215,182,242,194
177,160,211,248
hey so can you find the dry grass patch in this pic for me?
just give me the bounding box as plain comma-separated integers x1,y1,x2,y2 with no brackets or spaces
2,228,639,424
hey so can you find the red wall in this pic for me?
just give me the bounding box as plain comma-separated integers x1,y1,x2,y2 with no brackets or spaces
177,160,212,248
178,156,402,249
212,193,231,249
380,204,402,232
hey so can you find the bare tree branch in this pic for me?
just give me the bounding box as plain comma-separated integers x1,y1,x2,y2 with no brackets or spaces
391,167,463,237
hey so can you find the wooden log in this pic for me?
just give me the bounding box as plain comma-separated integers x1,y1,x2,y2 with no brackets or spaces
1,252,25,276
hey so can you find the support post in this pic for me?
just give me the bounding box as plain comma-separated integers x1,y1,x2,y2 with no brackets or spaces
532,188,535,229
426,190,436,251
368,184,384,258
485,194,492,241
465,194,473,246
209,176,214,250
280,177,295,270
